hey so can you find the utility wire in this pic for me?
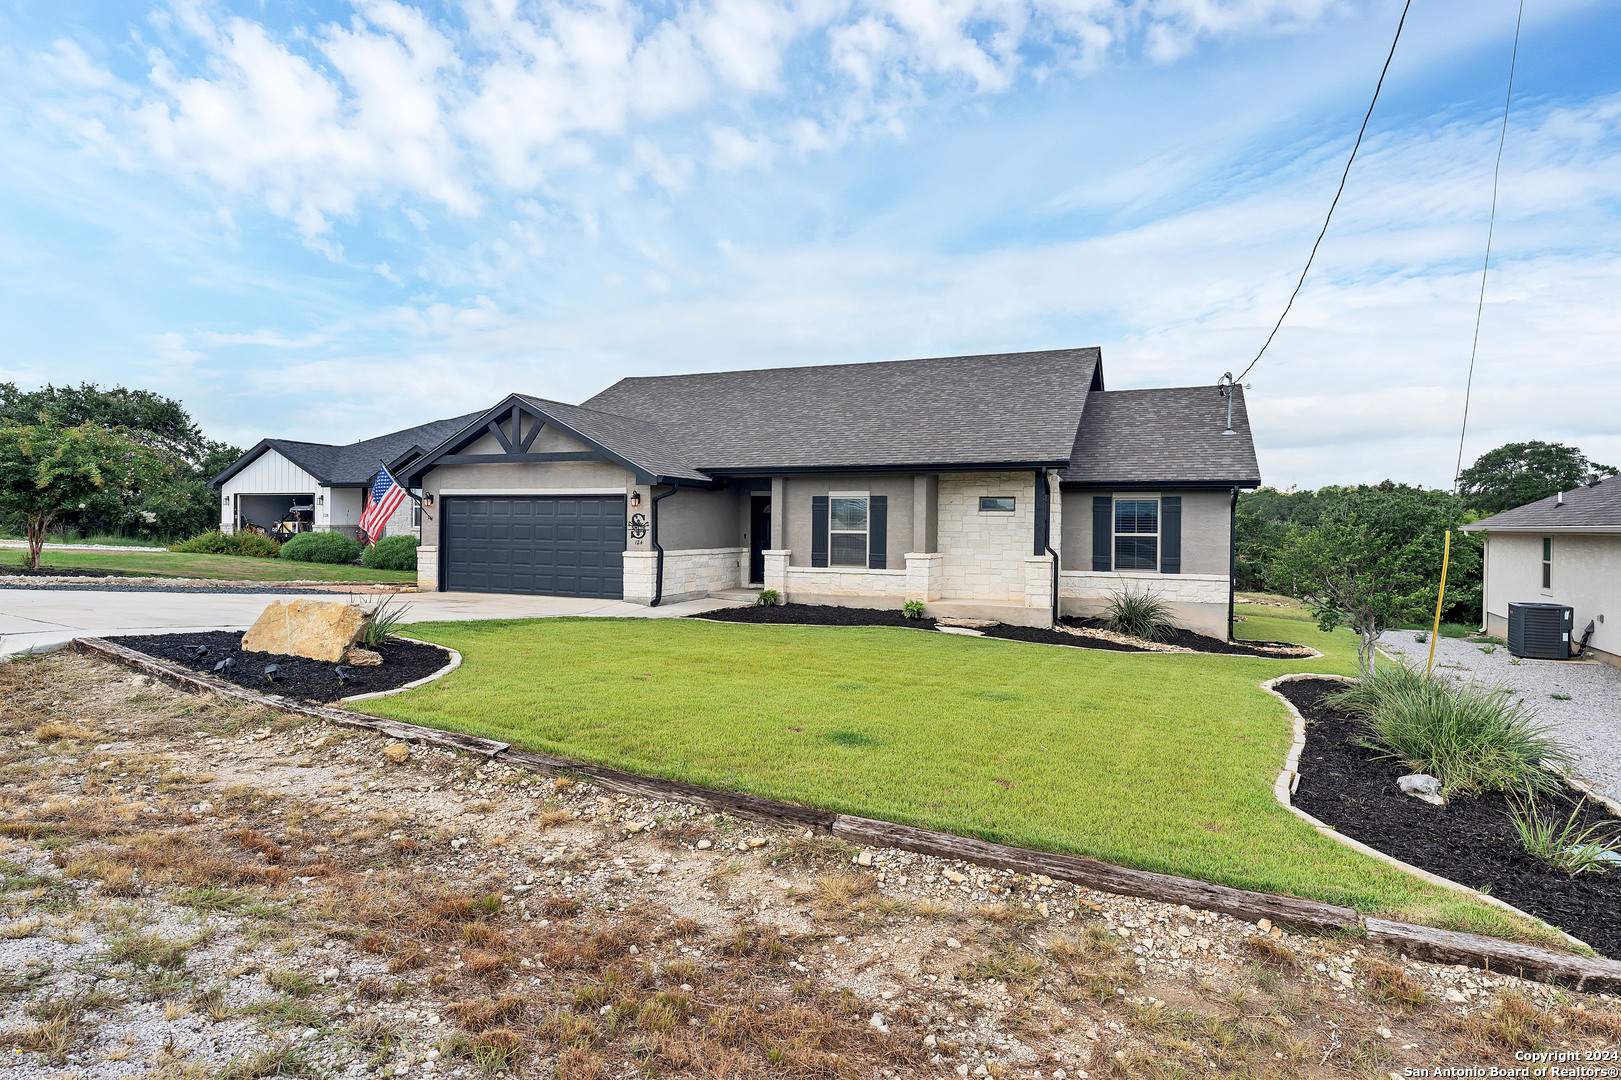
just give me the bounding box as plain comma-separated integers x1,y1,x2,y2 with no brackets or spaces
1447,0,1526,530
1237,0,1414,384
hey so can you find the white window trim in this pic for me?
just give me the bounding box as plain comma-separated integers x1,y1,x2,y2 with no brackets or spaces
1541,536,1553,593
1112,492,1161,573
828,490,870,569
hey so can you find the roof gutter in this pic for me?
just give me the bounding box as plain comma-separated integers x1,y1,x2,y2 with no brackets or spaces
649,484,680,607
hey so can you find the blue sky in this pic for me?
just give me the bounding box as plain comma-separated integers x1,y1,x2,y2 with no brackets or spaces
2,0,1617,489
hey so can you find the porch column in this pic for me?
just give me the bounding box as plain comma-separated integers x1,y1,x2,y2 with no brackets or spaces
770,476,786,549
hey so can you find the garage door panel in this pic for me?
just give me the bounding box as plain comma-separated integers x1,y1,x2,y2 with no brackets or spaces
444,495,625,598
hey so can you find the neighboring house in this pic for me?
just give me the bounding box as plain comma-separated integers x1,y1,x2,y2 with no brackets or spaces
1461,475,1621,667
400,348,1261,635
211,413,481,541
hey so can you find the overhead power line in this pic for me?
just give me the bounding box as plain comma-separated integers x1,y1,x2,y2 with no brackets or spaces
1237,0,1414,384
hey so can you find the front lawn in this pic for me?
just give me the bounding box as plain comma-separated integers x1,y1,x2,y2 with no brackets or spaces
365,604,1549,944
14,549,417,583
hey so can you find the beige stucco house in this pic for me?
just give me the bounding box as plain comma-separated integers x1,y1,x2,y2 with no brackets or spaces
394,348,1261,635
1462,475,1621,667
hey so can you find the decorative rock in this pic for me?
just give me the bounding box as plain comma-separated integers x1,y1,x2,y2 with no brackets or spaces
382,743,410,764
343,648,384,666
943,870,968,884
1397,774,1445,806
856,851,873,867
869,1012,888,1032
946,937,962,949
696,839,712,850
746,837,768,848
241,599,368,662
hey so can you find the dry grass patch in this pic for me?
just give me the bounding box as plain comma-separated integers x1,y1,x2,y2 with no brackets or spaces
1360,958,1428,1008
813,872,875,908
1242,934,1297,968
446,994,530,1031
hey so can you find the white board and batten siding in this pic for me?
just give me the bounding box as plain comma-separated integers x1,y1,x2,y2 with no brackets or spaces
219,449,322,532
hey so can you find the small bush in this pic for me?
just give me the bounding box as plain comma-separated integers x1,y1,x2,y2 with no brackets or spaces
754,589,781,608
902,599,926,619
1103,586,1175,642
279,531,361,564
1326,661,1575,796
355,595,413,648
1508,794,1620,875
169,531,281,558
362,534,418,571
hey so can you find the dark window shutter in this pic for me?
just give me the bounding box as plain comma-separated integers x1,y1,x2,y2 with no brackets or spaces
1092,496,1112,571
867,496,887,569
1160,496,1181,574
811,496,829,568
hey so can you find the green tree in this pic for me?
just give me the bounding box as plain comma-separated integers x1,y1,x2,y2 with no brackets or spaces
1457,441,1617,516
0,416,168,569
0,382,240,540
1272,485,1480,674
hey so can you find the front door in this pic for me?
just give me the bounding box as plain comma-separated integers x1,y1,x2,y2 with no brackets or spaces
749,495,771,585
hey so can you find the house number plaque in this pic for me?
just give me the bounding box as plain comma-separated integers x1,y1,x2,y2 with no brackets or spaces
628,513,649,540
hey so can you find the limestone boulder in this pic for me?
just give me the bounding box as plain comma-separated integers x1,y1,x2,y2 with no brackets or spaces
241,599,368,662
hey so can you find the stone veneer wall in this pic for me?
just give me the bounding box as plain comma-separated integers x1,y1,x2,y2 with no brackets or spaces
1059,570,1230,637
937,472,1038,601
780,566,909,606
624,548,745,604
417,546,438,591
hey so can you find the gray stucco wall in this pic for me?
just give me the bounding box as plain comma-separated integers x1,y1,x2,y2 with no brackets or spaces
782,474,917,568
658,486,741,550
1060,488,1233,575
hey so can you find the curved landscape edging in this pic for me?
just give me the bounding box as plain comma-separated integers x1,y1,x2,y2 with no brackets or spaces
63,635,1621,992
340,636,462,703
1261,672,1592,953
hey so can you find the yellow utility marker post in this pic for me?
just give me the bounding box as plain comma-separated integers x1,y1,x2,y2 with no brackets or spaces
1426,530,1452,673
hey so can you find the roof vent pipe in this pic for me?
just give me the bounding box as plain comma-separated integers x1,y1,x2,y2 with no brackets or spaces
1218,373,1236,435
1556,491,1564,506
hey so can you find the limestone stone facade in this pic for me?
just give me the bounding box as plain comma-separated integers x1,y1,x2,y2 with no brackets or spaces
624,548,746,604
1059,570,1231,638
936,472,1040,602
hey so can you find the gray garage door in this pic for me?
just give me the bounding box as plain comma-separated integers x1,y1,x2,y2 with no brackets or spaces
442,496,626,598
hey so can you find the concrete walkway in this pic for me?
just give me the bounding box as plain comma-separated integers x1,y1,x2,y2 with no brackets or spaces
0,588,739,659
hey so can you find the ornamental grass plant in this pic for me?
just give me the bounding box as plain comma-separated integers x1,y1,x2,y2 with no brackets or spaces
1325,661,1574,797
1102,586,1175,642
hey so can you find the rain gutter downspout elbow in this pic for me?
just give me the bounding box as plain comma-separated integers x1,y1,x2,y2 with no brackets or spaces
649,483,679,607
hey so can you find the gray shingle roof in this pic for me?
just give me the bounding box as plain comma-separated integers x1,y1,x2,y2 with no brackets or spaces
582,348,1103,471
1058,385,1261,487
516,396,709,482
212,412,484,488
1461,475,1621,531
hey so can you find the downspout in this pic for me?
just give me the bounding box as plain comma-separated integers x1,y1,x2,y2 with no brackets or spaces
648,483,679,607
1043,470,1060,626
1228,486,1239,641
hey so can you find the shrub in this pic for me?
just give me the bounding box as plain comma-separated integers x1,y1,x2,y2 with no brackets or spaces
902,599,926,620
362,534,418,571
169,530,281,559
279,531,361,565
1102,586,1175,642
1508,794,1621,875
355,595,413,648
1325,661,1575,796
754,589,780,608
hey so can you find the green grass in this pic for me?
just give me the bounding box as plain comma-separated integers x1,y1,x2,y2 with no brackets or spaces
16,548,415,583
366,602,1554,944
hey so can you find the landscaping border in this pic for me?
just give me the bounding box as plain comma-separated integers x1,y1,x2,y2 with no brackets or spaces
340,637,463,703
66,636,1621,991
1262,673,1593,953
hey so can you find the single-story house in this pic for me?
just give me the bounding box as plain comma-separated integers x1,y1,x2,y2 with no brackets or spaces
211,413,480,540
398,348,1261,635
1461,475,1621,667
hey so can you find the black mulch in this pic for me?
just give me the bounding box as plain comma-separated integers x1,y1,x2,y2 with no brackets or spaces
1282,678,1621,957
978,622,1147,652
105,630,452,704
694,603,937,630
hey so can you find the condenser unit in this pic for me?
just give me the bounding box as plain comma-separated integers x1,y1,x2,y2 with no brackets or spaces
1507,602,1573,660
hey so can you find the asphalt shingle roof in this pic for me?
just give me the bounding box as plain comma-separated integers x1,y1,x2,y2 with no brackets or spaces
515,396,709,482
1058,385,1261,487
213,412,483,488
581,348,1103,472
1462,474,1621,531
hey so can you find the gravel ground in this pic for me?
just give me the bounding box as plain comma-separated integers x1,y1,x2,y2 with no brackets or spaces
4,653,1621,1079
1383,634,1621,805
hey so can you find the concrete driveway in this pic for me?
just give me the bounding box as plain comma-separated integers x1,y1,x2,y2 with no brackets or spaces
0,587,736,659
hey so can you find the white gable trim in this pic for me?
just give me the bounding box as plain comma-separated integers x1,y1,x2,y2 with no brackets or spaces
221,449,321,495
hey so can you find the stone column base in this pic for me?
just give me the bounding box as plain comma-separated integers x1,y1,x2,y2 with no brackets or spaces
417,546,439,591
904,551,943,602
763,550,790,595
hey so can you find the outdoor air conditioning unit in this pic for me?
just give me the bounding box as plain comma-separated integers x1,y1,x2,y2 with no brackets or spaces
1507,603,1573,660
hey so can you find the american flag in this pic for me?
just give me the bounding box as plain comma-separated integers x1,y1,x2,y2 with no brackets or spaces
359,465,408,546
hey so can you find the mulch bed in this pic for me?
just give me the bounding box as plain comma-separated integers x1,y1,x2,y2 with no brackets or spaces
105,630,452,704
695,603,937,630
1282,678,1621,958
699,603,1305,657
